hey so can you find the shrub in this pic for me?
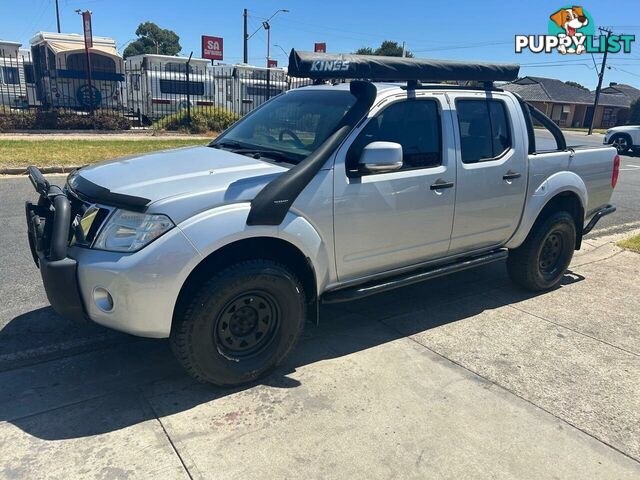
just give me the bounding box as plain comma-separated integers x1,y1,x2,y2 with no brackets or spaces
0,110,131,131
156,107,239,134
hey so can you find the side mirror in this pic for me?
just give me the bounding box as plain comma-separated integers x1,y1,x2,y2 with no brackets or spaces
358,142,403,174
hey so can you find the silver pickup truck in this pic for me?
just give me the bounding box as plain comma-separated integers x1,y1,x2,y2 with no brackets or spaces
25,52,618,386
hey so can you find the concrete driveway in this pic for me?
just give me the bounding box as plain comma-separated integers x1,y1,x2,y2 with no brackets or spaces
1,150,640,478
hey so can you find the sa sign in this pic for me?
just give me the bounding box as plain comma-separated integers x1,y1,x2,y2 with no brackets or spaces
314,42,326,53
202,35,223,60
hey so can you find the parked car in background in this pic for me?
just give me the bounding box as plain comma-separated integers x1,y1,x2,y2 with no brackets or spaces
604,125,640,154
25,51,618,387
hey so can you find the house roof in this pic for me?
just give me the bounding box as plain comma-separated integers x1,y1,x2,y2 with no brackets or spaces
600,83,640,103
503,76,636,108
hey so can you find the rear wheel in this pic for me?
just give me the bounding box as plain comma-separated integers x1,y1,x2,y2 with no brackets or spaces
170,260,306,386
611,134,631,154
507,212,576,291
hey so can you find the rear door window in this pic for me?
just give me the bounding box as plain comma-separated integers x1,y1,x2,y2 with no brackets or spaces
456,99,512,163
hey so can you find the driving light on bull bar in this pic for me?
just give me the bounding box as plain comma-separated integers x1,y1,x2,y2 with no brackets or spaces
94,209,174,252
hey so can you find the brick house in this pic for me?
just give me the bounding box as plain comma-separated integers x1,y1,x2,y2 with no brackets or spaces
502,76,635,129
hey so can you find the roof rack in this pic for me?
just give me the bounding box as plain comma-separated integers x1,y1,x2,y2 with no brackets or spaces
288,50,519,87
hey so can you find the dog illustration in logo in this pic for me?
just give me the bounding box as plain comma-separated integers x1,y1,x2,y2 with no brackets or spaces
550,6,589,54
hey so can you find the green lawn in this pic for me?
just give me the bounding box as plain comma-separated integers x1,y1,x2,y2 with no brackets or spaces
0,139,208,168
617,234,640,253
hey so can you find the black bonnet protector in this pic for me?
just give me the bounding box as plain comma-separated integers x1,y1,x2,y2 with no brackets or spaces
67,171,151,212
246,81,377,226
287,49,520,82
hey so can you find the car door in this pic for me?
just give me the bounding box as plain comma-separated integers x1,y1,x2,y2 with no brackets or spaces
447,92,528,254
333,93,456,281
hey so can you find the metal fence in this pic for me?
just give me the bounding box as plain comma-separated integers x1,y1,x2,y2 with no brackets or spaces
0,50,314,130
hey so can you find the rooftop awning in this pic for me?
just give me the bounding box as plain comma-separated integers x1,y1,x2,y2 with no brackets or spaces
288,49,519,82
46,40,120,58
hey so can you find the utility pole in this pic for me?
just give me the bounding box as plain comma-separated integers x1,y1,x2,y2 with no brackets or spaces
243,9,248,64
588,27,612,135
55,0,61,33
402,41,406,58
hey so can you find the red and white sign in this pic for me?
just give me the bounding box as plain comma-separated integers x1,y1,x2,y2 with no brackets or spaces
314,42,326,53
82,11,93,49
202,35,223,60
267,59,278,68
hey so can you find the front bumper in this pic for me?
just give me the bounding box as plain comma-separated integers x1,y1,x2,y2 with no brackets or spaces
25,167,201,338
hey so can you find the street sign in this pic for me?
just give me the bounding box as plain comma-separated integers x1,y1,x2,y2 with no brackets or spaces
267,59,278,68
82,11,93,48
202,35,223,60
314,42,326,53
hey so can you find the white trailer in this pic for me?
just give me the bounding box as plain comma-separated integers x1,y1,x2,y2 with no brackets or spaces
124,54,213,122
0,41,38,108
29,32,124,110
212,64,288,115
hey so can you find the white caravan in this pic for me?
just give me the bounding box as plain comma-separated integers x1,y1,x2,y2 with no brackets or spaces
124,54,213,122
212,64,288,115
0,41,38,108
29,32,124,109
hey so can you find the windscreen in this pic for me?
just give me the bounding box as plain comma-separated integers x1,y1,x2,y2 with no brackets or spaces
212,89,357,163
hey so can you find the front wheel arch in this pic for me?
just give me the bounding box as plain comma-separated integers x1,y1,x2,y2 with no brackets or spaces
172,237,317,331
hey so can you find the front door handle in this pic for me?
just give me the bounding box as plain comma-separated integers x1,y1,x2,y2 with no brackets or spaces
430,180,454,190
503,171,522,180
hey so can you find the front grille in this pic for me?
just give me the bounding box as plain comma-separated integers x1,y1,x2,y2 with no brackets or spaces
65,186,111,247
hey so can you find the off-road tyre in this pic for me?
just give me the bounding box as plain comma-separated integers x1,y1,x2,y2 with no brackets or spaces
170,260,306,386
507,211,576,291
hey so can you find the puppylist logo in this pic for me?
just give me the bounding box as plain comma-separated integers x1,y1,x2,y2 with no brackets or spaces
515,6,635,55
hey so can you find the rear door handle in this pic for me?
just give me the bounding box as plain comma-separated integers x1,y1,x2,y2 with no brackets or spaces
503,171,522,180
430,180,454,190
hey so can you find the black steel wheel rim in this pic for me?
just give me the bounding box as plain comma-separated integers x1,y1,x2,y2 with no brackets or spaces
214,290,280,359
539,231,564,277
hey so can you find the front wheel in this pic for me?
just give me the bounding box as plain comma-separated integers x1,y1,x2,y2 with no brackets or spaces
610,134,631,154
507,212,576,291
170,260,306,386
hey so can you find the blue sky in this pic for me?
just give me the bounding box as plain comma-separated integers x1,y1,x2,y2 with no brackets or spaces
3,0,640,89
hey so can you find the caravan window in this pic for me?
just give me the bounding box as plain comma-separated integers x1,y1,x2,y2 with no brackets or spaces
23,64,35,84
0,66,19,85
165,63,193,73
66,53,116,73
159,79,204,95
246,86,283,96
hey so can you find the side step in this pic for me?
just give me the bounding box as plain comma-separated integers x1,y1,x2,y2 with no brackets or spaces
322,249,508,304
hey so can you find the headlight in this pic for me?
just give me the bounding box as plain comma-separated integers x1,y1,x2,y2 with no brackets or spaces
94,209,174,252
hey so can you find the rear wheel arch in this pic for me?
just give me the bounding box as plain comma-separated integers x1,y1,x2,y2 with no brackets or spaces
172,237,317,329
529,191,584,249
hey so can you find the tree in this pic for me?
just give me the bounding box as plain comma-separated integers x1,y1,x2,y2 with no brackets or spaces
564,81,588,91
630,98,640,124
123,22,181,58
354,40,413,58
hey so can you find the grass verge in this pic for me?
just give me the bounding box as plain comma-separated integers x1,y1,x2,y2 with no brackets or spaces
0,139,208,168
617,234,640,253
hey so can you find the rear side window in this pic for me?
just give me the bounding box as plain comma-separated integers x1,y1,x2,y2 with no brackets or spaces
456,99,512,163
349,99,442,172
